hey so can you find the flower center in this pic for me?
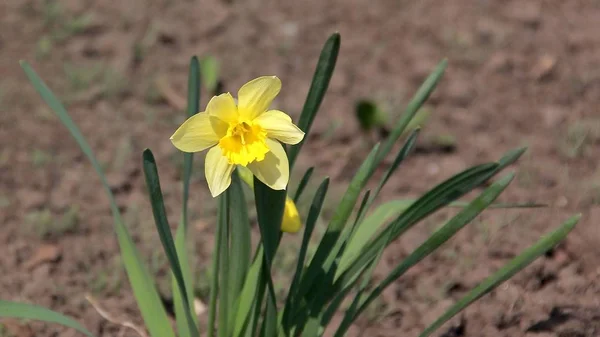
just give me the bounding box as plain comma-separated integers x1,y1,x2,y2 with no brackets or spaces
219,121,269,166
232,122,252,144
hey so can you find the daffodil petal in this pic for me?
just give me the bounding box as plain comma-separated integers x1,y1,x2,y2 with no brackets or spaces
205,146,235,197
247,139,289,190
281,197,302,233
206,92,238,124
170,112,220,153
254,110,305,145
237,76,281,120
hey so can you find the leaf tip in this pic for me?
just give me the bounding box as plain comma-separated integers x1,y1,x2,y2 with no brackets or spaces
516,146,528,154
142,148,155,162
328,32,341,45
558,213,580,233
571,213,582,222
501,171,516,182
436,58,448,71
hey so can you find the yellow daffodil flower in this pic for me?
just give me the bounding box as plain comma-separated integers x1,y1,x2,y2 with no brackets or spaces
170,76,305,197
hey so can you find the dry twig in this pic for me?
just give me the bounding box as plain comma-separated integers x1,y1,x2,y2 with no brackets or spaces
85,294,148,337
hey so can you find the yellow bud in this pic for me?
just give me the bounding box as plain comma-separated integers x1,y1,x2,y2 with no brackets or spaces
281,197,302,233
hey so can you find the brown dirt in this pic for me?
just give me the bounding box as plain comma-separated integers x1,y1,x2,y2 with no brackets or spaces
2,0,600,336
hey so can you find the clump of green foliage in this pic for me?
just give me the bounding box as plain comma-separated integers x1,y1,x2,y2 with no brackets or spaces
0,33,579,337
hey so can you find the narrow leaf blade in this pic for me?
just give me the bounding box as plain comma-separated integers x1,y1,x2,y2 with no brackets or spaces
338,129,421,272
293,167,315,203
376,59,447,164
0,301,95,337
217,192,230,337
253,178,286,337
295,144,380,305
228,172,252,329
174,55,202,337
200,56,220,94
419,214,580,337
207,195,225,337
143,150,199,337
233,247,265,337
375,128,420,195
20,61,175,337
348,173,516,329
337,162,498,282
289,33,341,168
283,178,330,330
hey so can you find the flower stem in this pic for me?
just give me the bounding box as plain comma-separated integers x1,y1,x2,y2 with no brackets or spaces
217,193,230,337
207,195,227,337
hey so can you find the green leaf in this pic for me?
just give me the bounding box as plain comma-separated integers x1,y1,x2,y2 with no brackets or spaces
320,284,354,328
374,128,420,196
375,200,544,213
181,55,201,226
200,55,220,94
246,259,267,337
172,226,196,336
355,99,387,131
282,178,330,330
376,59,447,164
0,301,95,337
293,166,315,203
294,144,380,307
289,33,340,168
300,317,323,337
262,297,278,337
497,147,527,169
339,198,542,276
301,59,451,304
338,129,420,276
253,177,285,266
173,55,201,337
288,146,381,333
228,172,252,328
331,61,448,283
217,192,231,337
329,189,377,337
419,214,580,337
142,150,199,337
333,147,529,321
337,200,399,272
299,146,526,330
336,162,498,286
20,61,175,337
351,190,371,231
339,173,516,334
233,247,265,337
253,177,286,337
186,56,201,119
237,165,255,188
403,107,431,135
207,193,226,337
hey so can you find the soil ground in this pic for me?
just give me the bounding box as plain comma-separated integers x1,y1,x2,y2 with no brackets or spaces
1,0,600,336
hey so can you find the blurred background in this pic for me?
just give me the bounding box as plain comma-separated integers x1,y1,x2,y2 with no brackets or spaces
1,1,600,336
